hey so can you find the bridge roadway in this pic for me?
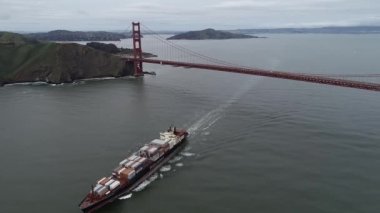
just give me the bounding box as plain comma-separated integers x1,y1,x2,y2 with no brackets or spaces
125,58,380,92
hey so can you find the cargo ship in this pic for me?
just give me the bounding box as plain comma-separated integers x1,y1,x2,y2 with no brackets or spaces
79,127,188,212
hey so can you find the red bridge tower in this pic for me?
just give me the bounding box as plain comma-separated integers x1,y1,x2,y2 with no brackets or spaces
132,22,143,76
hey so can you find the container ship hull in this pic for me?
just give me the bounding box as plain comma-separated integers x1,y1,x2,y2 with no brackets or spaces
79,127,188,212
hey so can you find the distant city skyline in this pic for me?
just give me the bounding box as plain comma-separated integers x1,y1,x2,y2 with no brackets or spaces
1,0,380,32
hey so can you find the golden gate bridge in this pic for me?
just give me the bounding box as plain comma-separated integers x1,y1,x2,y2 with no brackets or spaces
124,22,380,92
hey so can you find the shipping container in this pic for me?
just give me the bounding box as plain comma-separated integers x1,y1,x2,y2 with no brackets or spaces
134,156,142,162
117,167,126,174
158,149,165,157
138,157,148,164
150,153,160,161
138,157,149,167
120,167,136,180
128,155,139,161
139,151,148,158
128,171,136,180
119,159,129,166
109,181,120,190
150,139,168,146
148,146,158,154
124,161,134,168
99,177,111,186
105,179,115,186
160,146,170,153
93,184,103,192
131,161,142,170
97,177,107,184
95,186,108,196
113,165,123,173
140,145,149,151
139,145,150,158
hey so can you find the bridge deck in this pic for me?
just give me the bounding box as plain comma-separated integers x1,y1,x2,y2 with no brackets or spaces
123,58,380,92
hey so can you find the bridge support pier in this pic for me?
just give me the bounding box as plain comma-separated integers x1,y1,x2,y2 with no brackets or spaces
132,22,143,77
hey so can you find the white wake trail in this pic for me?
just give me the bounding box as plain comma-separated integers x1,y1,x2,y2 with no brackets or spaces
187,78,260,137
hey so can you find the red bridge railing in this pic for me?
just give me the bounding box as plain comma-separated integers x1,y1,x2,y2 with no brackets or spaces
125,58,380,92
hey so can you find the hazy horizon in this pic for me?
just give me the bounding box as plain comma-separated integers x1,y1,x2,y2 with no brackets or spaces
5,24,380,34
1,0,380,32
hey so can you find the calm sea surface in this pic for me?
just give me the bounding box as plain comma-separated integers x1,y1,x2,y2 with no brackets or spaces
0,34,380,213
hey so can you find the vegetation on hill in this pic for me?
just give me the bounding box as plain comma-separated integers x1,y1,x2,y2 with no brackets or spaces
167,28,259,40
25,30,130,41
0,32,133,86
86,42,156,57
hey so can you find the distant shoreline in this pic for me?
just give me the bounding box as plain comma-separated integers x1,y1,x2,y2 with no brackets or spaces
225,26,380,35
138,26,380,35
5,26,380,37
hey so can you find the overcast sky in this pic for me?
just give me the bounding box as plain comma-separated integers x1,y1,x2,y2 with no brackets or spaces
1,0,380,31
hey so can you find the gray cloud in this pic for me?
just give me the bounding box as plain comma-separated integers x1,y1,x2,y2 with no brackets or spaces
0,0,379,31
0,14,11,20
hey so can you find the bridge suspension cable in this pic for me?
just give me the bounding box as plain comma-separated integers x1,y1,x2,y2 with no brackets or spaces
141,24,252,68
141,24,380,80
124,23,380,91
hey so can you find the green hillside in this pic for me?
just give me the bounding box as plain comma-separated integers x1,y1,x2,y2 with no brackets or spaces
167,28,257,40
0,32,56,79
0,32,132,85
25,30,129,41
